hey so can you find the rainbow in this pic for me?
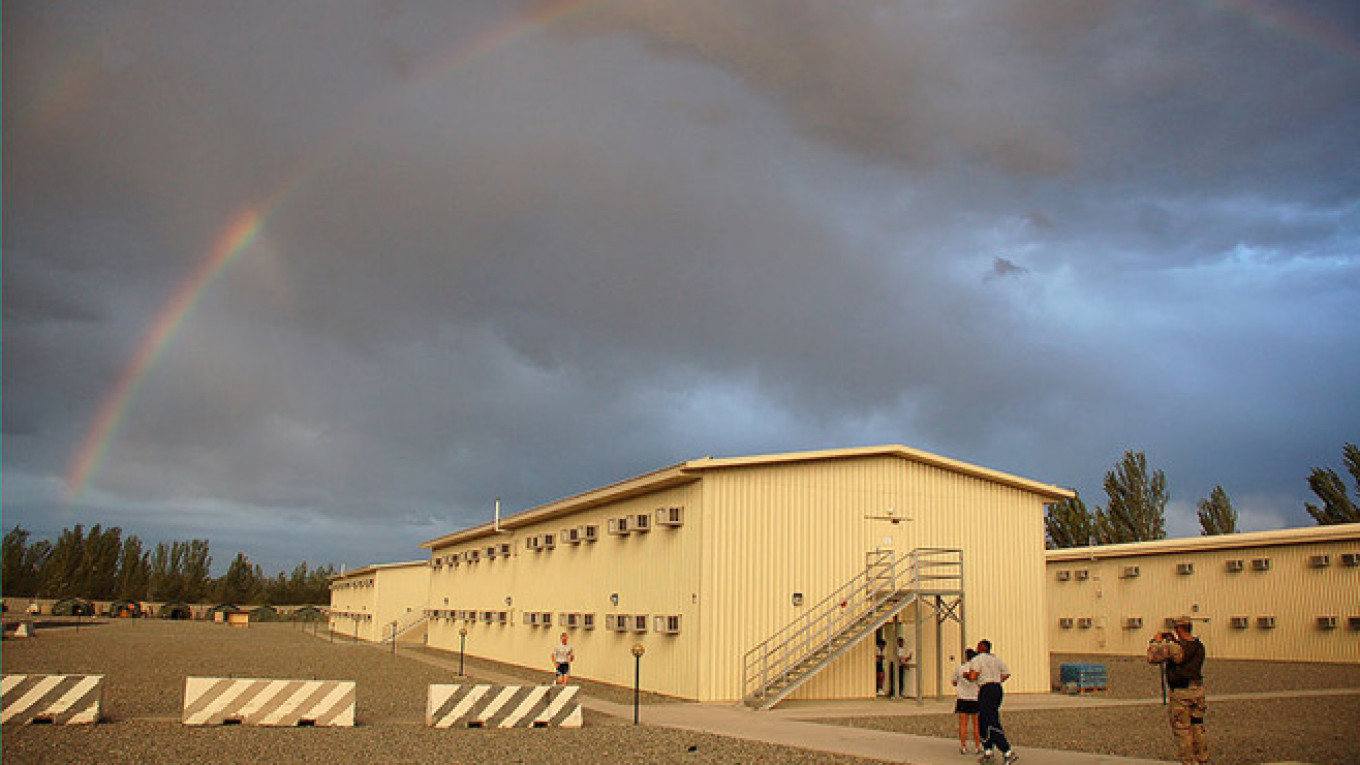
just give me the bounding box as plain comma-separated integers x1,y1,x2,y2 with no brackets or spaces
62,0,612,504
61,0,1358,502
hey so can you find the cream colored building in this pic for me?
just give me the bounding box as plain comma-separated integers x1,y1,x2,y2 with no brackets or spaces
1047,524,1360,664
328,560,430,643
414,446,1072,705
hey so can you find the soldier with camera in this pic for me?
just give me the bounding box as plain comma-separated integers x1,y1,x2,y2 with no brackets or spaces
1146,616,1208,765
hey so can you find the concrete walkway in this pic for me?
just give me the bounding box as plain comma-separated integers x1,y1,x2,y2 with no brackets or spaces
389,643,1173,765
342,636,1343,765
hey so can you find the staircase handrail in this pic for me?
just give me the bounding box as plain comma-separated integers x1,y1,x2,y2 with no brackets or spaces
384,609,429,643
741,550,915,702
740,547,962,705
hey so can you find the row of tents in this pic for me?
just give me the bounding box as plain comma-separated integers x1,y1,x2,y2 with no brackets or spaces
42,599,325,622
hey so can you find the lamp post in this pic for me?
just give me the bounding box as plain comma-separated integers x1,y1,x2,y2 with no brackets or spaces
459,627,468,676
631,643,646,726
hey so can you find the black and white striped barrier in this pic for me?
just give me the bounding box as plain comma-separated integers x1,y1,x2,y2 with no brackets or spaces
182,677,356,727
426,684,583,729
2,674,104,725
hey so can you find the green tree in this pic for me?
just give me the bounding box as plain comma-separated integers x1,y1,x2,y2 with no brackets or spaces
1094,451,1168,543
41,525,87,598
116,536,151,600
1305,443,1360,525
1045,496,1095,549
181,539,212,602
1197,485,1237,535
216,552,263,604
2,526,34,596
81,525,123,600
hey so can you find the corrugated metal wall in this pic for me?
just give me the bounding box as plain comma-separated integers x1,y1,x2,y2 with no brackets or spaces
426,485,704,698
1048,539,1360,663
698,455,1053,701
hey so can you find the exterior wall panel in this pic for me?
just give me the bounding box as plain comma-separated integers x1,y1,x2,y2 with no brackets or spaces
1048,526,1360,664
699,455,1053,701
425,485,703,699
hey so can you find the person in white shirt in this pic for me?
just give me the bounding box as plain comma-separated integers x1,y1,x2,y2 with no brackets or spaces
964,639,1017,764
551,632,575,685
894,637,913,698
952,648,982,754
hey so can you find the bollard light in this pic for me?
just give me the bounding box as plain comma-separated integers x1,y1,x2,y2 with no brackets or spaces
631,643,646,726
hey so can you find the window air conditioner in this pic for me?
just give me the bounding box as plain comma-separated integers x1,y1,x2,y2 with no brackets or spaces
582,613,596,630
1055,570,1071,581
632,614,649,632
1077,617,1093,629
1176,562,1195,575
1074,570,1089,581
1121,566,1140,578
485,545,498,559
1341,552,1360,567
1059,618,1074,629
631,513,652,533
564,527,581,545
542,533,556,550
1124,617,1143,629
1310,554,1331,568
656,615,681,634
1317,616,1338,629
582,524,599,542
656,507,684,527
1225,559,1244,572
608,517,630,536
1251,558,1271,571
499,543,512,557
1230,616,1249,629
1257,616,1276,629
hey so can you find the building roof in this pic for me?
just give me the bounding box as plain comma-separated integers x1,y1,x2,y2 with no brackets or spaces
330,560,428,581
1044,522,1360,562
423,445,1074,550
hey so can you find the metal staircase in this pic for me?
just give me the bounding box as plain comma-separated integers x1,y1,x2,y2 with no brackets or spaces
741,548,962,710
383,609,429,646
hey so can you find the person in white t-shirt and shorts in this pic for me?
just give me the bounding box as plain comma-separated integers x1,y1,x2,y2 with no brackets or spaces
952,648,982,754
551,632,575,685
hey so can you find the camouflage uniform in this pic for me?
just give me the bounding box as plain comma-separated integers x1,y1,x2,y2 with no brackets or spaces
1147,632,1208,765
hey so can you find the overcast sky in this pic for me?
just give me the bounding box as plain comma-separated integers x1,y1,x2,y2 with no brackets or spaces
5,1,1358,575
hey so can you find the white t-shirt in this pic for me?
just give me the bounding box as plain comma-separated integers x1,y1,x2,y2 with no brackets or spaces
552,644,574,664
952,663,980,700
967,652,1010,685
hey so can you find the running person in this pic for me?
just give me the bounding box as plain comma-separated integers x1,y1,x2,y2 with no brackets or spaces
964,639,1017,764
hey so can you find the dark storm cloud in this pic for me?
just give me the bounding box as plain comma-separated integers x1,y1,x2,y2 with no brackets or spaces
4,1,1358,573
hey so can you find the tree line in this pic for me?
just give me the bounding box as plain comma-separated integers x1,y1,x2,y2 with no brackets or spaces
1045,442,1360,548
1,524,335,605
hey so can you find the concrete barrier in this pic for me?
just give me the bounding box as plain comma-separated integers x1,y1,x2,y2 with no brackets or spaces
2,674,104,725
426,684,583,729
182,677,355,727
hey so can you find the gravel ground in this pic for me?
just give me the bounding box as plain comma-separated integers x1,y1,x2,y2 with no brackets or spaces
2,619,876,765
7,623,1359,765
817,653,1360,765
